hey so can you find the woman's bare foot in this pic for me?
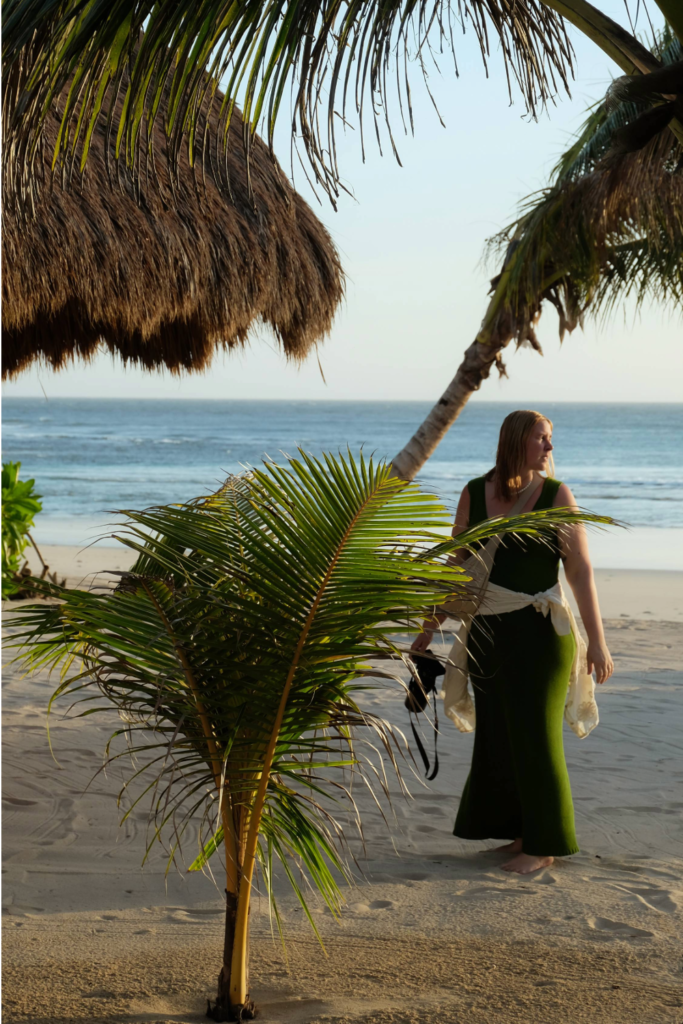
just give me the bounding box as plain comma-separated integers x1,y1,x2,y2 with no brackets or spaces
493,838,523,854
501,853,554,874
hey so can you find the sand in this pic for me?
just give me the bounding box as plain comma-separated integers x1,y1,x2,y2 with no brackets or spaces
3,547,683,1023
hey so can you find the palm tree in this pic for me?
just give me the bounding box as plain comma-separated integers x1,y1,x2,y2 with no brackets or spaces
391,27,683,480
2,0,681,211
5,451,610,1020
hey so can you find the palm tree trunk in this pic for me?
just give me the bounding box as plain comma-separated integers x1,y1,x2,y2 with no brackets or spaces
390,331,513,481
211,888,238,1016
207,805,255,1021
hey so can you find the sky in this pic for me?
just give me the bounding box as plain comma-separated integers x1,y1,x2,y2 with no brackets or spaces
4,2,681,404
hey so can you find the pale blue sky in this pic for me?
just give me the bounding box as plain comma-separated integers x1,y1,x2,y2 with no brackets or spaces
4,2,681,403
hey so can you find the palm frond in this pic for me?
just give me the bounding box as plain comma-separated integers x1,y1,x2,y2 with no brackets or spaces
2,0,574,207
479,27,683,353
552,35,682,182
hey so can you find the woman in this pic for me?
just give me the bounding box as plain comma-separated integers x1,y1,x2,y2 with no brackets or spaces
411,410,613,874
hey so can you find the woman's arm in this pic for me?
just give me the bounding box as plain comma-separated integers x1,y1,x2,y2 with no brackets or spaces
410,485,470,653
555,483,614,684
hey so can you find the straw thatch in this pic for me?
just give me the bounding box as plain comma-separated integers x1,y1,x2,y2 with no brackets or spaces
2,90,344,380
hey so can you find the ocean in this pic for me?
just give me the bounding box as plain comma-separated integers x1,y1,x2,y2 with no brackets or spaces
3,399,682,570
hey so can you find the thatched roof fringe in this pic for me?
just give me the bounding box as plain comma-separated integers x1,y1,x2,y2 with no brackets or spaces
2,88,344,379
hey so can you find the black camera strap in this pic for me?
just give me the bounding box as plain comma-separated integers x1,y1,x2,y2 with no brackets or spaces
409,698,439,780
405,650,444,781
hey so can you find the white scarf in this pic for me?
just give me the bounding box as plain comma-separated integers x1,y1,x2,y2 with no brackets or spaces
442,580,599,739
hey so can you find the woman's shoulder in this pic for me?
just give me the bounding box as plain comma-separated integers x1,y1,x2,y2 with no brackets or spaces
544,477,571,505
463,476,488,526
456,477,484,512
466,475,487,494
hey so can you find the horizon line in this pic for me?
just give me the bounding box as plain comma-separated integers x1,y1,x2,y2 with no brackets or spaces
3,396,683,406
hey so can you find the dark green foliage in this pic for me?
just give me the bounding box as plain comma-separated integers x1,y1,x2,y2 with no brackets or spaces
2,462,42,598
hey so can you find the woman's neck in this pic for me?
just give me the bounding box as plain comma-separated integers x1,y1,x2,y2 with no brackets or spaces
516,469,537,494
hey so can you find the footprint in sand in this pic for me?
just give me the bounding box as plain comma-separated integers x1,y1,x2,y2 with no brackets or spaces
588,917,654,938
347,900,394,914
164,907,223,922
607,884,680,914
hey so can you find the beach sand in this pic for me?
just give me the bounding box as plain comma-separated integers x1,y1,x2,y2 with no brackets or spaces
3,547,682,1023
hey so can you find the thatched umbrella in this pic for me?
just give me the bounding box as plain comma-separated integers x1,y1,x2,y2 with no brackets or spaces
2,89,344,380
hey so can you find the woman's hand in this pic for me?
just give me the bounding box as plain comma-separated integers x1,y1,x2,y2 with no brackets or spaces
411,629,434,653
587,642,613,684
411,614,443,653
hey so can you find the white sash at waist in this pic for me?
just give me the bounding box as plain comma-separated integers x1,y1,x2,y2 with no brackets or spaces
442,581,599,739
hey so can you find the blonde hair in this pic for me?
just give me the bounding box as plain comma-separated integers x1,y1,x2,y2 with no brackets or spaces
486,410,554,501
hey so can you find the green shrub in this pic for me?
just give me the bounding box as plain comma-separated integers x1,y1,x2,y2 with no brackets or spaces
2,462,42,598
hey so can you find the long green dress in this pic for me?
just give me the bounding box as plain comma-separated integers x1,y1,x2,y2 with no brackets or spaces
453,475,579,856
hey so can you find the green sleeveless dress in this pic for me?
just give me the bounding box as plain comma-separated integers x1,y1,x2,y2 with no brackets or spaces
453,476,579,856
